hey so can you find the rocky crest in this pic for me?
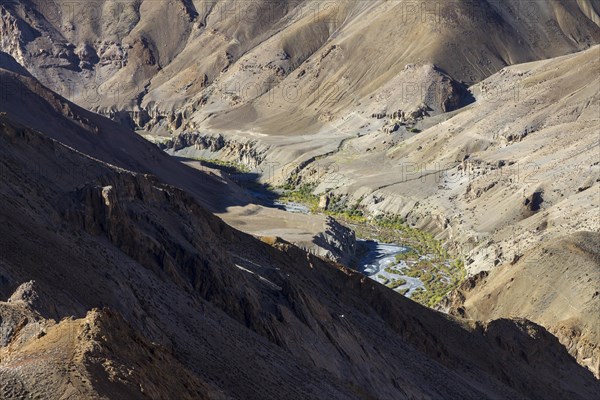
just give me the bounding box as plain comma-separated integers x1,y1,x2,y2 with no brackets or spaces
440,232,600,378
1,115,598,398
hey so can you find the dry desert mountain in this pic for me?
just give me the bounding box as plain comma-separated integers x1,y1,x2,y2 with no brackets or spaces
0,0,599,398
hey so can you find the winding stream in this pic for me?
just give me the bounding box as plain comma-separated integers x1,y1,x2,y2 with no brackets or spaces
273,201,311,214
357,240,425,298
276,202,424,297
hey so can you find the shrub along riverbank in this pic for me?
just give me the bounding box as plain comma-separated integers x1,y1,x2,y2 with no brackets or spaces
278,184,466,307
191,163,466,308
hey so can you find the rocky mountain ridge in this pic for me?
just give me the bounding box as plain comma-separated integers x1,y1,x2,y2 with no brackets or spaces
1,0,599,133
0,114,599,398
1,0,599,396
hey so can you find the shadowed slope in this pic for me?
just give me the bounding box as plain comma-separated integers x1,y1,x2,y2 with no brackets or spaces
0,114,598,399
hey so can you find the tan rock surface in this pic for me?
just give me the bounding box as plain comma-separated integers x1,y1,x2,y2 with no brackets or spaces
0,111,598,398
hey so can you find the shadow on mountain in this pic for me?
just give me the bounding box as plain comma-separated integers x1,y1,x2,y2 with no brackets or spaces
0,53,265,213
171,155,285,209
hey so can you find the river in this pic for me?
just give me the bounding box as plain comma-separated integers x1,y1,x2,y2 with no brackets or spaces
357,240,425,298
276,202,424,298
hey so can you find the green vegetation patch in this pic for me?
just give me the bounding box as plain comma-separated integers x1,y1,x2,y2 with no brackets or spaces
404,258,465,307
386,278,407,290
277,183,320,212
269,184,467,308
395,248,418,262
338,212,465,307
191,157,251,174
324,194,367,223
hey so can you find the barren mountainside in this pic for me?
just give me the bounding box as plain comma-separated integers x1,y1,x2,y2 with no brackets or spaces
0,112,599,399
1,0,599,132
439,231,600,377
0,0,599,398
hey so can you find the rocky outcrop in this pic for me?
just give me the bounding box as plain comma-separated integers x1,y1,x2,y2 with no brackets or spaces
441,232,600,378
312,217,356,265
5,281,57,319
1,110,599,398
160,131,270,169
436,271,489,316
0,6,37,66
160,131,225,152
523,190,544,213
0,305,211,400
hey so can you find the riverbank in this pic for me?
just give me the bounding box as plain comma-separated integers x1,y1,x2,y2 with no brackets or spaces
170,157,465,307
267,182,466,307
340,215,465,307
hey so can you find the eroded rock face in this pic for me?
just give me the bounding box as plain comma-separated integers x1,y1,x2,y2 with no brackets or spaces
2,116,599,399
313,217,356,265
6,281,58,320
441,232,600,378
63,171,244,307
74,43,99,70
0,306,212,400
1,284,50,349
0,6,37,66
8,281,39,305
436,271,489,316
160,132,270,168
523,190,544,213
1,0,598,134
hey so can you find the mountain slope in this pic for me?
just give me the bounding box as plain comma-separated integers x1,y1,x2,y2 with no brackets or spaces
153,43,600,376
0,301,211,399
0,0,598,134
0,1,599,397
0,56,358,262
440,231,600,378
0,113,598,398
